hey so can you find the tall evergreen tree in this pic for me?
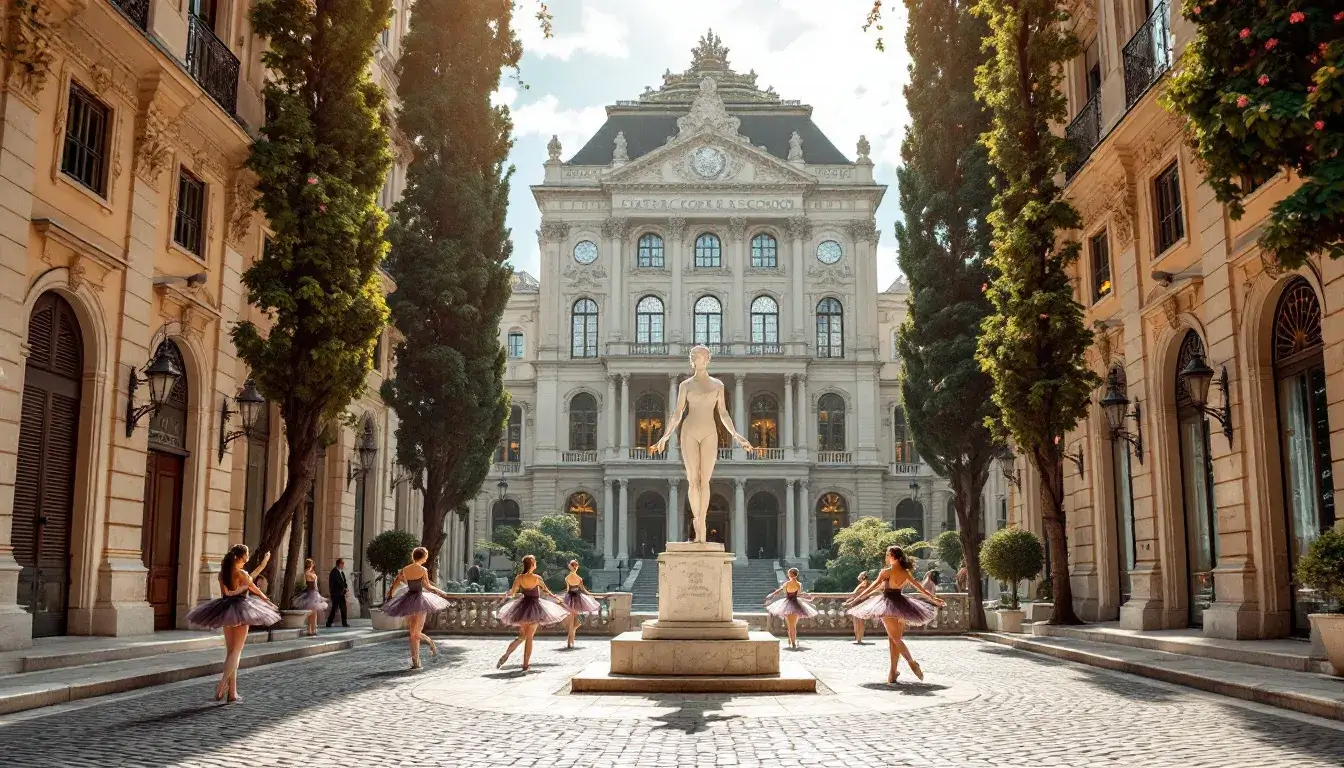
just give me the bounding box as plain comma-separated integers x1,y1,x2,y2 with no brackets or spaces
973,0,1098,624
236,0,392,576
381,0,520,571
895,0,999,632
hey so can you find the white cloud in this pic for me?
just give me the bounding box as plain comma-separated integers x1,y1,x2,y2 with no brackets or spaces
518,4,630,61
492,86,518,109
511,94,608,155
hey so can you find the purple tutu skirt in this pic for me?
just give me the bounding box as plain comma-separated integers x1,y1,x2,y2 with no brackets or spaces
184,594,281,630
847,589,938,626
380,589,450,618
496,594,570,626
562,590,602,615
766,593,819,619
292,587,329,612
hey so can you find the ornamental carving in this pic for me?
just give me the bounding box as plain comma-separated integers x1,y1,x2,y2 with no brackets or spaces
600,217,631,240
725,216,747,242
785,216,812,241
845,219,880,245
1161,295,1181,330
226,170,259,248
134,97,174,190
539,220,571,244
4,0,56,108
562,263,608,290
671,144,745,182
675,77,743,139
807,263,854,286
666,216,688,243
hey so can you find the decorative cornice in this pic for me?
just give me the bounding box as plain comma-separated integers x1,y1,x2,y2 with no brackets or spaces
3,0,56,110
134,95,175,190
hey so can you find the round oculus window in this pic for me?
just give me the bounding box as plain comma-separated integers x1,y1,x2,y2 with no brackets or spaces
816,240,843,264
573,240,598,264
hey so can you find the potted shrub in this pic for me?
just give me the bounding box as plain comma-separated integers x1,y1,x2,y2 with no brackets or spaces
366,529,420,630
1297,528,1344,674
980,528,1044,634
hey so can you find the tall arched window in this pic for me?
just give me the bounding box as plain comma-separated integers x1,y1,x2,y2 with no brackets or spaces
569,392,598,451
567,491,598,545
893,406,916,463
635,295,665,345
1107,365,1137,606
895,498,924,540
635,393,665,449
749,394,779,448
694,233,722,268
750,295,779,344
816,492,849,551
816,298,844,358
1176,330,1217,627
750,233,778,268
637,233,664,268
491,499,521,534
694,295,723,345
1273,278,1333,635
817,393,846,451
571,298,598,358
507,331,524,359
496,405,522,462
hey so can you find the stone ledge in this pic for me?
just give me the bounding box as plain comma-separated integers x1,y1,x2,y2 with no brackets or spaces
570,659,817,694
611,630,780,675
640,619,749,640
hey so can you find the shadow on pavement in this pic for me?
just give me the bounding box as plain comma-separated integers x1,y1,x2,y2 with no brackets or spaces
646,695,742,735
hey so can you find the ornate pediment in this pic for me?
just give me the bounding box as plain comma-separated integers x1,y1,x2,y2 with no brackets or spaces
604,134,816,188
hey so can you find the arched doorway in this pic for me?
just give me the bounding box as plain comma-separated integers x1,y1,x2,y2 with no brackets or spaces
143,339,188,630
1175,330,1218,627
688,493,731,548
566,491,598,547
634,491,665,558
1271,279,1334,633
895,498,924,541
491,498,521,534
816,492,849,551
749,394,778,449
746,492,779,559
15,292,83,637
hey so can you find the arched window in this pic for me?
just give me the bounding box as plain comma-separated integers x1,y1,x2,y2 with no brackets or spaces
1272,278,1333,635
567,491,598,545
694,295,723,345
569,392,598,451
496,405,522,463
816,298,844,358
895,498,924,541
571,298,598,358
817,393,846,451
635,393,665,449
816,492,849,551
694,233,722,268
750,233,778,268
893,406,916,463
1175,330,1217,627
750,295,779,344
491,498,521,534
507,331,524,359
749,393,779,449
637,233,665,268
635,295,664,345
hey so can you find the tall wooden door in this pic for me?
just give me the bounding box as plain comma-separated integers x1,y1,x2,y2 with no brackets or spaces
14,293,83,637
142,452,183,630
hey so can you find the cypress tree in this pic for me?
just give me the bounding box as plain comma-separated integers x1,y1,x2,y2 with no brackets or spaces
381,0,520,570
235,0,392,576
894,0,1000,631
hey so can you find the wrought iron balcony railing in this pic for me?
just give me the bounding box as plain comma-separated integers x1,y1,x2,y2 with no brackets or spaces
1123,0,1172,109
110,0,150,30
186,14,240,115
1064,88,1103,181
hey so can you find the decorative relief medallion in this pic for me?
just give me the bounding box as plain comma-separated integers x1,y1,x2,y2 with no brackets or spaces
692,146,726,177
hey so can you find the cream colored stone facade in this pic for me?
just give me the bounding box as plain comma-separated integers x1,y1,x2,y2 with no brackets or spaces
1007,0,1344,639
0,0,412,650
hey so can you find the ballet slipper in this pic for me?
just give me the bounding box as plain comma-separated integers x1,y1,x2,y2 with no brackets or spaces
888,668,898,684
911,661,924,681
497,652,508,669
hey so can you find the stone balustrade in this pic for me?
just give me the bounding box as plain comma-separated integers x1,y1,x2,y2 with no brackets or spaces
425,592,636,635
764,593,969,635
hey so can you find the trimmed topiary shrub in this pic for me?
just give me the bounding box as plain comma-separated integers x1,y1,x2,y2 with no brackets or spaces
813,575,842,593
980,528,1044,609
1298,528,1344,611
366,529,419,603
937,529,964,571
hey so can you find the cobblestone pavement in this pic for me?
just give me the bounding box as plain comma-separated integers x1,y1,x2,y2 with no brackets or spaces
3,635,1343,767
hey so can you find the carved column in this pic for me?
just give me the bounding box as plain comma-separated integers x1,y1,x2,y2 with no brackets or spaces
728,217,747,341
616,479,630,562
785,479,797,562
787,216,812,343
667,373,680,460
799,480,812,556
603,217,627,338
619,374,630,453
846,219,880,353
783,374,795,453
605,375,617,455
667,479,681,545
733,478,747,562
538,220,570,350
603,481,616,564
733,373,746,450
796,376,809,456
668,217,686,344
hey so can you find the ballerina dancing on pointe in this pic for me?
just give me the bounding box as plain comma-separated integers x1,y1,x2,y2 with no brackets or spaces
651,345,753,543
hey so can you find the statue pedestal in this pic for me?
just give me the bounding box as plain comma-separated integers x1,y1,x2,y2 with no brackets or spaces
571,541,816,693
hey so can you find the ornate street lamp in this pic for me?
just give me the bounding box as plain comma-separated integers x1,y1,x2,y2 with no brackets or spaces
1099,373,1144,464
347,426,379,487
996,446,1021,489
217,379,265,462
1179,351,1233,443
125,344,183,437
497,478,509,502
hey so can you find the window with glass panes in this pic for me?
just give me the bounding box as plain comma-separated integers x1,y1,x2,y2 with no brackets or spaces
174,169,206,256
694,295,723,344
635,295,664,344
816,298,844,358
60,82,110,196
1090,230,1112,302
571,298,598,358
637,233,664,267
568,393,598,451
750,296,779,343
1154,163,1185,253
694,233,721,268
750,233,777,268
507,331,524,359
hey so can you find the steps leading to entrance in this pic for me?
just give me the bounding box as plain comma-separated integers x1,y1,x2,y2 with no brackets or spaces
0,626,309,676
629,559,659,611
1030,621,1328,674
731,559,782,609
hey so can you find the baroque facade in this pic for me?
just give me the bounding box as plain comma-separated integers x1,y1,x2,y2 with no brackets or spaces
466,34,985,572
0,0,413,650
1014,0,1344,639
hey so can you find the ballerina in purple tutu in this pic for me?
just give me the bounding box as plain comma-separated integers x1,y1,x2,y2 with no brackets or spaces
764,568,818,649
495,554,570,671
291,558,329,637
845,545,945,684
382,547,451,669
184,545,281,703
559,559,605,649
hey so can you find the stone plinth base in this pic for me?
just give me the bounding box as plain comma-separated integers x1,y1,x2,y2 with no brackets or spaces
610,630,780,676
658,543,735,624
640,618,749,640
571,659,816,694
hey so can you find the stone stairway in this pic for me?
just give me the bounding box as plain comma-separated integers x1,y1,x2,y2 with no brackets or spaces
731,559,782,609
629,559,660,611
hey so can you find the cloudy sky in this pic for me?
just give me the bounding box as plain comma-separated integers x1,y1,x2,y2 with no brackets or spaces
497,0,911,289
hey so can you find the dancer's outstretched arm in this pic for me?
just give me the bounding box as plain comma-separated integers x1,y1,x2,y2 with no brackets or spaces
248,551,271,580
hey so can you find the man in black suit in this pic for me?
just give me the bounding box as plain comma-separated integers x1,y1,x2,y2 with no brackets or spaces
326,558,350,628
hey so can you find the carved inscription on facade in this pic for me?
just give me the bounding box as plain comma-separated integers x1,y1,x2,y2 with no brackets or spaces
616,197,798,211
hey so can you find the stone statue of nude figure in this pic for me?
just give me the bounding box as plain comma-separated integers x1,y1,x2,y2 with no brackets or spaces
651,345,754,544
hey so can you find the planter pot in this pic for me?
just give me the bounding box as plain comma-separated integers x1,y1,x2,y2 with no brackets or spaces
371,608,406,631
1025,602,1053,623
996,608,1025,634
278,610,309,629
1309,613,1344,675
